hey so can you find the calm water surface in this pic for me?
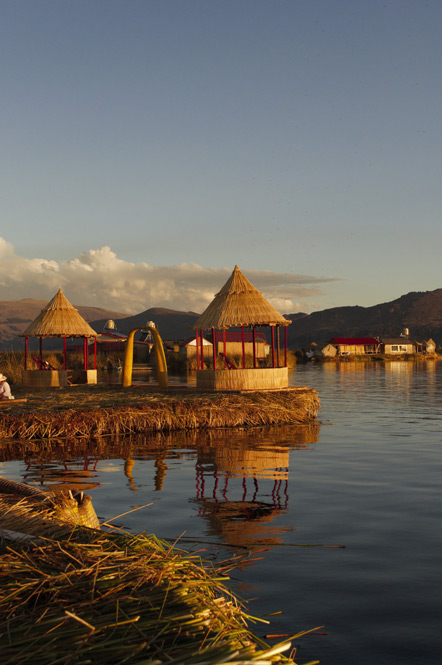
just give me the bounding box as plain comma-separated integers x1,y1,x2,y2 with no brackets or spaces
1,361,442,665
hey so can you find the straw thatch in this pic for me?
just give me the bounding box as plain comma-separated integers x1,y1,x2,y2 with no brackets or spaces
193,266,292,330
20,288,97,338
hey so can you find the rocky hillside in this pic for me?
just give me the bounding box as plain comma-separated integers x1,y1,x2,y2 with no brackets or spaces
285,289,442,348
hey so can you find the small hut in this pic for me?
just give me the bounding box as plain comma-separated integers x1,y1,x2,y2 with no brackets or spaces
180,336,213,359
424,338,436,355
20,288,98,387
192,265,291,391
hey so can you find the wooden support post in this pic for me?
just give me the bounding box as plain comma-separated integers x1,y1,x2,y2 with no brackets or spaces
241,326,246,369
284,326,288,367
271,326,275,368
94,337,97,370
276,325,280,368
63,337,67,370
252,327,257,368
195,330,200,370
212,328,216,370
200,329,204,369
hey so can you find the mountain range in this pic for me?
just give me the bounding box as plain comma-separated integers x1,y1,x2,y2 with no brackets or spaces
2,289,442,351
284,288,442,348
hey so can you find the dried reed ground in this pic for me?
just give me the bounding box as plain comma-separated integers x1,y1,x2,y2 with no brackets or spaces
0,386,319,440
0,512,313,664
0,494,321,665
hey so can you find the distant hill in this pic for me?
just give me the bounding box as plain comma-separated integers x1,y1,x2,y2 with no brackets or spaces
285,289,442,348
0,298,127,350
90,307,200,341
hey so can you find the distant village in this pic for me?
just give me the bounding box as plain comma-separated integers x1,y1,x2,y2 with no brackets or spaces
301,329,437,360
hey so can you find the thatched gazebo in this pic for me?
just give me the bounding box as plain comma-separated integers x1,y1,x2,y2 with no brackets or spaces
192,266,291,391
20,288,98,387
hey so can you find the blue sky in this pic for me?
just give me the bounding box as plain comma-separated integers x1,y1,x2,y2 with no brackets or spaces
1,1,441,314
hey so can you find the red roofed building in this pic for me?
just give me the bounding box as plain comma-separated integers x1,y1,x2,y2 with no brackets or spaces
330,337,381,355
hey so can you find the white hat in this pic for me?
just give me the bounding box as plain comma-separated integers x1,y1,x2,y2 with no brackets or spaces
0,374,7,381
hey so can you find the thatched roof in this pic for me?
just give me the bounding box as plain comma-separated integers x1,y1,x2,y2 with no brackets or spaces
20,288,98,338
192,266,291,330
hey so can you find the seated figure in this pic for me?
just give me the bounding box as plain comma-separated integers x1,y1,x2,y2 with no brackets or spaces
0,373,13,400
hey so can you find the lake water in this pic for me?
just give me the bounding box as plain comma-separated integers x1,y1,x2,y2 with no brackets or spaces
1,361,442,665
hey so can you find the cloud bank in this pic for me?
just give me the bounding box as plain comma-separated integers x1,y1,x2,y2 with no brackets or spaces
0,238,336,314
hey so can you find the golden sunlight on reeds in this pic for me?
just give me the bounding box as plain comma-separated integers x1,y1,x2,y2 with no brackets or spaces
0,495,318,665
0,386,320,440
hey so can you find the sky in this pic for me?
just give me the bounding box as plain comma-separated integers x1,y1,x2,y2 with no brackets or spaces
1,0,441,316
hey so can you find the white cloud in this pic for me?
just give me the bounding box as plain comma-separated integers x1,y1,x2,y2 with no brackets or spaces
0,238,337,314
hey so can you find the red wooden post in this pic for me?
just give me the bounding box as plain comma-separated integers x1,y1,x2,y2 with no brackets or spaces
271,326,275,368
200,329,204,369
63,337,67,370
195,330,200,370
223,329,226,357
241,326,246,369
94,337,97,370
24,337,28,370
252,327,257,368
276,325,280,368
284,326,288,367
212,328,216,370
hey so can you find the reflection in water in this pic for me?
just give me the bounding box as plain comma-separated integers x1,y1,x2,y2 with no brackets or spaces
154,455,168,491
123,455,168,492
22,454,100,493
193,442,291,547
124,458,136,491
0,423,319,548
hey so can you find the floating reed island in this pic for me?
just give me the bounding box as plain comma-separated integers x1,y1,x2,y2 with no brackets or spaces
0,487,319,665
0,385,320,440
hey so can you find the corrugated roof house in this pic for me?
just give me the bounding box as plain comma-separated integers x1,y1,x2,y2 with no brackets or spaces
331,337,381,355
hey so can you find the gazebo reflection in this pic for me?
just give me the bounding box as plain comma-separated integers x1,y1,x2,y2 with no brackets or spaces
192,442,291,547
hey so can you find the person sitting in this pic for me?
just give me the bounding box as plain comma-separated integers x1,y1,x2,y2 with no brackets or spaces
0,373,13,400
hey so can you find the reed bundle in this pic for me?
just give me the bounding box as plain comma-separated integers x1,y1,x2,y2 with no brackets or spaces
0,388,320,440
0,505,304,665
